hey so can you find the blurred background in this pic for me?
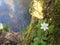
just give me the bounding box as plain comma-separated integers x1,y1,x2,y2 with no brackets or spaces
0,0,31,32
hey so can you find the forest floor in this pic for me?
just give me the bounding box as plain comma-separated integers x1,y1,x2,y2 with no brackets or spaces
0,31,22,45
0,31,60,45
55,35,60,45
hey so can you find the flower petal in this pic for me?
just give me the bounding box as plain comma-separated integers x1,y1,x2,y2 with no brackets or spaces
44,28,46,31
45,23,49,26
40,22,49,31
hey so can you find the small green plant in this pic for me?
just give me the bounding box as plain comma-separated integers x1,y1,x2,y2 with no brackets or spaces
3,23,10,32
0,23,4,32
0,23,10,32
23,20,55,45
29,20,55,45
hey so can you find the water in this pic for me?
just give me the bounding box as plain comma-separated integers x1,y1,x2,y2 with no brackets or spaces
0,0,31,32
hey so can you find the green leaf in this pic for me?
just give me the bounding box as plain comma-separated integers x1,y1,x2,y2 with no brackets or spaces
30,30,37,38
48,25,54,34
33,42,38,45
40,39,46,45
37,29,42,36
34,37,40,42
48,43,52,45
42,36,47,40
3,23,10,32
44,31,48,36
36,20,46,28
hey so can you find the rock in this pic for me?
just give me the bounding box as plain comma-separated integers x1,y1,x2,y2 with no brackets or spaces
0,31,22,45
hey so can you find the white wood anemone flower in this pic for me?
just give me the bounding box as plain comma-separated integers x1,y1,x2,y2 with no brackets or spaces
41,23,49,31
0,23,3,30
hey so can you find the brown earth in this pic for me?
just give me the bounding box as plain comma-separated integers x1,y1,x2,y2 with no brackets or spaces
0,31,22,45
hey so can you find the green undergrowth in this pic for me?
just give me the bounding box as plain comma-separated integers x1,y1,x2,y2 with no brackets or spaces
22,19,55,45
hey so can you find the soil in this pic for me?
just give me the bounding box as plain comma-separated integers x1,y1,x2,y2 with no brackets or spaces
0,31,22,45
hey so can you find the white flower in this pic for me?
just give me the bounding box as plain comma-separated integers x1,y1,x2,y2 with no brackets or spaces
41,23,49,31
0,23,3,30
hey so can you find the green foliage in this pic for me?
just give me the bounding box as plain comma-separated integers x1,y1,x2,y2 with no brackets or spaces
3,23,10,32
30,20,54,45
22,0,59,45
0,23,9,33
23,20,55,45
43,0,60,43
